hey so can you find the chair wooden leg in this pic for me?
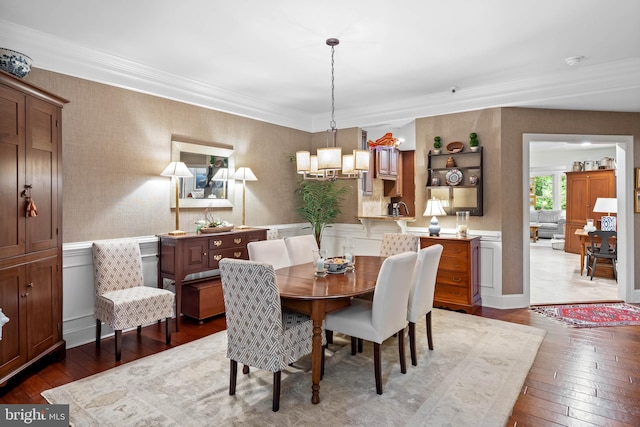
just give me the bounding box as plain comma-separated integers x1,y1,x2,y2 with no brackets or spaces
358,338,363,353
95,319,101,347
229,360,237,395
374,342,382,395
165,318,171,344
350,337,357,355
409,321,417,366
272,371,281,412
426,311,433,351
243,365,250,374
137,325,142,334
398,328,407,374
590,258,598,280
115,330,122,361
326,330,333,344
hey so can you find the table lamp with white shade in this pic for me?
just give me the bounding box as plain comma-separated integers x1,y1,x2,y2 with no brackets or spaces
423,198,447,236
593,197,617,231
232,167,258,229
161,161,193,235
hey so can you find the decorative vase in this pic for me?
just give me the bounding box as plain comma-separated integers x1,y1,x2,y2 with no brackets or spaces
433,148,441,155
456,211,469,238
470,146,479,152
446,157,456,168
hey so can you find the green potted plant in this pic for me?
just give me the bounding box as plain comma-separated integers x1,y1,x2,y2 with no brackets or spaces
433,136,442,154
295,180,350,247
469,132,479,151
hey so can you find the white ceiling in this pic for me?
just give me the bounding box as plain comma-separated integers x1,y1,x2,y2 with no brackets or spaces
1,0,639,132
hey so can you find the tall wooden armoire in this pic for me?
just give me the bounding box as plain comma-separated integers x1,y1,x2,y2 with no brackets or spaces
0,70,68,385
564,169,616,254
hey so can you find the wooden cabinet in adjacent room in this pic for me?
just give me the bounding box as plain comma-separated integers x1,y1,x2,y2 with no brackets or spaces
375,146,400,179
564,170,616,254
0,70,68,385
419,235,481,314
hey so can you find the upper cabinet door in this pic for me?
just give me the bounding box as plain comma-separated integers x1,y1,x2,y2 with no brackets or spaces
25,97,59,253
0,85,26,258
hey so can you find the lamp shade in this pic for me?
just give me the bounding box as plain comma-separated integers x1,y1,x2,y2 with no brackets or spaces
212,168,229,180
423,198,446,216
354,149,370,171
231,167,258,181
317,147,342,170
160,161,193,178
296,151,311,173
592,197,617,214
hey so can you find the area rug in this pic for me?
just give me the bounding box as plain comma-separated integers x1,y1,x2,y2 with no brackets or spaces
532,302,640,327
42,309,545,427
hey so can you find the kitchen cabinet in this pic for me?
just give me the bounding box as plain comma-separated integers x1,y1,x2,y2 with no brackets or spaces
426,147,483,216
375,146,400,180
0,71,68,385
420,235,481,314
386,151,415,215
565,169,616,254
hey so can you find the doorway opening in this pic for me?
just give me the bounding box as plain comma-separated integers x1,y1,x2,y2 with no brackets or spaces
523,134,634,306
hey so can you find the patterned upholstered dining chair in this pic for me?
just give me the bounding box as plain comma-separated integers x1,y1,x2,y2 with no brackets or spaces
325,251,417,395
379,233,420,257
407,244,443,366
219,258,324,412
92,239,174,361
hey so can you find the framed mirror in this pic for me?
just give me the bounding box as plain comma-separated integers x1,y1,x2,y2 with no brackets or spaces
170,137,234,208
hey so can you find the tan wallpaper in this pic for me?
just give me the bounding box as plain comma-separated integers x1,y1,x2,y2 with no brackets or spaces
25,69,317,242
23,69,639,293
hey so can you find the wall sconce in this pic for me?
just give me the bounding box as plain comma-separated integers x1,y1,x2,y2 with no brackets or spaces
161,161,193,235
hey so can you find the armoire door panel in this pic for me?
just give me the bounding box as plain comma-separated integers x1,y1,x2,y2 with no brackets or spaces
0,265,27,376
25,97,58,253
26,257,57,359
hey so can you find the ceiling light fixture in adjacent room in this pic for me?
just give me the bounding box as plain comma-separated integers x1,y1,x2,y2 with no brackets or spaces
565,56,585,66
296,38,370,181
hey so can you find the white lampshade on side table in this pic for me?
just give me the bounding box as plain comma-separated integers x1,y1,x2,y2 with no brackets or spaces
593,197,617,231
161,161,193,235
423,198,446,236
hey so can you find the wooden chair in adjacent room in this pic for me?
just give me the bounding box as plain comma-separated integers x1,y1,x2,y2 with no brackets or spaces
219,258,324,412
407,244,443,366
247,239,292,270
92,239,175,361
324,251,417,395
586,230,617,281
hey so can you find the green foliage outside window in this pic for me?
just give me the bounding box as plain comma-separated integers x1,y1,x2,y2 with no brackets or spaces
533,175,566,210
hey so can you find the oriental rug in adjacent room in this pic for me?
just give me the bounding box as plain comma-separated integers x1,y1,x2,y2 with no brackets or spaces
532,302,640,327
42,309,545,427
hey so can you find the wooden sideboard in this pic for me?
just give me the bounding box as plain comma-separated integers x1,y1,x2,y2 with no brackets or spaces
157,228,266,329
420,235,481,314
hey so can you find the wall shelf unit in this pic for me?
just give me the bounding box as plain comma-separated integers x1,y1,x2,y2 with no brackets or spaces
426,147,483,216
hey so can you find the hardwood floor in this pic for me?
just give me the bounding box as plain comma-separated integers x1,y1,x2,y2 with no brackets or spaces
2,309,639,426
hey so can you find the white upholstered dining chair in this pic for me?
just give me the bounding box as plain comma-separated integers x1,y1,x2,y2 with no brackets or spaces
324,251,417,395
92,239,174,361
379,233,420,257
284,234,319,266
247,239,292,270
219,258,323,412
407,244,443,366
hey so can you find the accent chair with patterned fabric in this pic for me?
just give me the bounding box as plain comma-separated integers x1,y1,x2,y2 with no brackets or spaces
407,244,443,366
219,258,324,412
92,239,174,361
379,233,420,257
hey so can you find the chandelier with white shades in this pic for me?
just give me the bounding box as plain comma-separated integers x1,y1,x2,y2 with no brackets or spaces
296,38,370,181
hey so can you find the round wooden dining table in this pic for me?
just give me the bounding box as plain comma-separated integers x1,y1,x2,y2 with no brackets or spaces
275,255,385,404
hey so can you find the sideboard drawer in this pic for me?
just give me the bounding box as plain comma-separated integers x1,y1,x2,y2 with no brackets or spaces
208,247,248,269
440,241,469,259
208,235,246,249
436,270,469,287
434,283,468,305
438,256,468,272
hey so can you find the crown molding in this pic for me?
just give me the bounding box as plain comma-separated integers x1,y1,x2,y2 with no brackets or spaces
3,20,639,133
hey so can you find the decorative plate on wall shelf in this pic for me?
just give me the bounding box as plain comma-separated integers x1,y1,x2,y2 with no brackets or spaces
446,141,464,153
445,168,463,186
